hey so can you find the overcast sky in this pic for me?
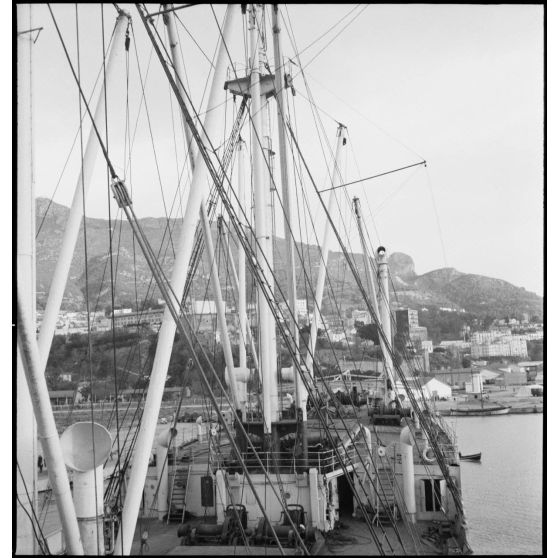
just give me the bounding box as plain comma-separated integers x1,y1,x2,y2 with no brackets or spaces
22,3,544,296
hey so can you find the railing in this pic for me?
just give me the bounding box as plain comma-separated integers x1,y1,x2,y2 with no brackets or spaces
218,447,361,474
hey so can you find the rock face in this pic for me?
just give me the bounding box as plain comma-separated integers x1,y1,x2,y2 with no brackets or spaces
388,252,416,280
35,198,543,318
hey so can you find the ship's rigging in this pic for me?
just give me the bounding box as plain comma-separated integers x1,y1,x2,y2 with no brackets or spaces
19,4,472,556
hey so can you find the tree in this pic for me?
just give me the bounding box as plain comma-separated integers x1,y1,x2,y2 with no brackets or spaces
356,324,380,344
527,340,543,361
79,383,91,401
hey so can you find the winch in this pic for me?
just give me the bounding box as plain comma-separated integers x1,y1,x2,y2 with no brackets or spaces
254,504,315,548
178,504,250,546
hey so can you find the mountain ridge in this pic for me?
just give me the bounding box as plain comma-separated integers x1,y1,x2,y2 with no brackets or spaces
35,197,543,319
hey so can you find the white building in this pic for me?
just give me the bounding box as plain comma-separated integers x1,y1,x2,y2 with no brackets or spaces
352,309,371,325
329,331,348,344
440,340,471,350
295,299,308,315
395,377,452,401
421,340,433,353
419,378,452,400
192,300,217,314
471,336,528,359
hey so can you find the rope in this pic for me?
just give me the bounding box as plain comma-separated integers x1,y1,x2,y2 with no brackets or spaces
17,462,51,554
76,6,101,552
139,11,391,550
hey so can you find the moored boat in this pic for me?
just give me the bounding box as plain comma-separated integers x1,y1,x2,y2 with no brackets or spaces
459,452,481,462
450,405,510,416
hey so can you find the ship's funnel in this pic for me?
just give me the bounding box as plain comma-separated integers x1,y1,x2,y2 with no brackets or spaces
61,422,111,555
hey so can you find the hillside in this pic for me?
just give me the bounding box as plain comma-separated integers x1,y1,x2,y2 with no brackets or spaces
35,198,543,319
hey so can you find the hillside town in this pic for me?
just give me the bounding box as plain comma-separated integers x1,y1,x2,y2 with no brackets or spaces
40,298,544,411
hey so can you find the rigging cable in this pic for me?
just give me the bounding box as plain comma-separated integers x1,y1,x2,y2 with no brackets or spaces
17,462,51,554
76,5,101,552
208,8,406,548
36,24,118,238
151,16,393,553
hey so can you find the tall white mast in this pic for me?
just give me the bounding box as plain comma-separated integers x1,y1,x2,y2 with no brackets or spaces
353,198,393,405
305,125,347,373
115,7,236,554
17,5,38,553
249,3,278,445
162,4,197,172
200,208,240,411
237,139,248,370
163,2,241,412
37,12,129,371
271,5,303,409
377,247,396,394
223,225,260,373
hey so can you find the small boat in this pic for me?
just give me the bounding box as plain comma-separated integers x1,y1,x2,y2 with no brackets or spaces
452,369,511,416
450,405,511,416
459,452,481,462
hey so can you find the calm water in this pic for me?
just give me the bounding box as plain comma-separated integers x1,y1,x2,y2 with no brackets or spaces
450,414,543,555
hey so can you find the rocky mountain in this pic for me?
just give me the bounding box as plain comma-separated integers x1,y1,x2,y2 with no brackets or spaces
388,254,542,318
35,198,543,319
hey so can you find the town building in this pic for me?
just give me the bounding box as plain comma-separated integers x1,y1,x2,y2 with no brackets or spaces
111,308,165,330
418,377,452,400
395,308,419,335
471,337,528,359
409,326,428,342
440,340,471,351
421,340,433,354
352,309,371,326
517,361,544,383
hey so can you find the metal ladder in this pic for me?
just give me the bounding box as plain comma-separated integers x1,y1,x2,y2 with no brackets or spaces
167,465,191,524
374,466,399,526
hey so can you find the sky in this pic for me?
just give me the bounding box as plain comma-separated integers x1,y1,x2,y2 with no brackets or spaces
19,3,544,296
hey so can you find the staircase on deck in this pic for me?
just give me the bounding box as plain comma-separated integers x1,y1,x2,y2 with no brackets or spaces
167,465,190,524
374,466,399,525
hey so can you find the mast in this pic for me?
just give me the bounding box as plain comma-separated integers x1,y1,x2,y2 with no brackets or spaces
163,2,241,412
248,3,278,446
200,209,240,412
17,300,84,555
162,4,197,172
223,223,260,373
17,5,38,553
377,247,396,397
353,198,393,406
115,6,236,554
304,125,347,373
37,12,129,371
271,6,307,450
236,139,248,370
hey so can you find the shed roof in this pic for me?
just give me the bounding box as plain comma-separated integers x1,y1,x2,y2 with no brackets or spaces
48,390,75,398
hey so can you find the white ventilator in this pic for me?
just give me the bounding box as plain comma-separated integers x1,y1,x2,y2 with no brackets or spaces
61,422,112,555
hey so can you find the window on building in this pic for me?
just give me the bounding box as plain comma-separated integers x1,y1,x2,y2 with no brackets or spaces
423,479,443,512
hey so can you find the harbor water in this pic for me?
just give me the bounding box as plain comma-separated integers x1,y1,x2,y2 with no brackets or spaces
451,414,543,555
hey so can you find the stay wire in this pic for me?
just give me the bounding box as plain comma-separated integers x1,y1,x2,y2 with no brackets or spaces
76,5,101,553
128,15,176,258
287,121,465,516
17,462,51,554
147,11,396,549
36,23,117,238
212,8,401,534
98,6,124,552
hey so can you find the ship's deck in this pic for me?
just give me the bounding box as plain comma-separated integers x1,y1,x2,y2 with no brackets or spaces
126,515,451,555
